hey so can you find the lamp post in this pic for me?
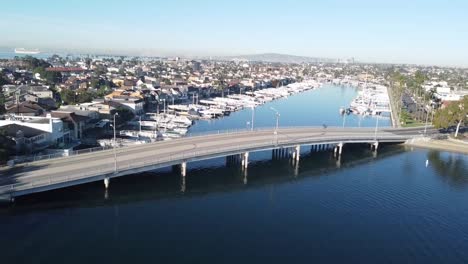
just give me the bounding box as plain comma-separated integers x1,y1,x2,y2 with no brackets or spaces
342,111,347,128
374,113,379,140
270,107,280,145
111,112,119,174
424,106,431,136
139,115,142,138
162,99,166,114
251,106,255,131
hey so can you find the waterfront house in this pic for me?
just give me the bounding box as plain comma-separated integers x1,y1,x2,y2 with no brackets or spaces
0,114,69,146
50,111,90,140
1,124,52,154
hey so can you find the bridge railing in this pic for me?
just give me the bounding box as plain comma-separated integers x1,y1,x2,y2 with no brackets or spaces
10,126,392,166
0,134,416,196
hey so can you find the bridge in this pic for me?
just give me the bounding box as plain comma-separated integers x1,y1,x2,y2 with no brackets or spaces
0,126,430,201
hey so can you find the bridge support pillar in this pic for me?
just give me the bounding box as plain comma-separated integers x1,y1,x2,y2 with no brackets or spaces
292,145,300,162
181,162,187,177
241,152,249,170
338,142,344,156
104,177,110,189
372,142,379,152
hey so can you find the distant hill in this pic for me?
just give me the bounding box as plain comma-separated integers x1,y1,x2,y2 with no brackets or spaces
215,53,338,64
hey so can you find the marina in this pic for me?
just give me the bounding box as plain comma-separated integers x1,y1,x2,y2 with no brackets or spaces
122,80,321,141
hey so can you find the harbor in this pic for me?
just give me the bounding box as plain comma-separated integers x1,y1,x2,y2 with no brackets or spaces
118,80,321,142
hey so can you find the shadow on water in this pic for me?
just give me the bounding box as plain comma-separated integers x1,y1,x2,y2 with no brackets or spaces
0,143,407,213
427,150,468,188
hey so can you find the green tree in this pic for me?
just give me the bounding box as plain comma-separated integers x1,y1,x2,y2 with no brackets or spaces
0,72,9,86
0,129,15,164
61,89,100,105
33,67,62,84
111,107,135,125
0,93,7,115
96,85,110,97
433,96,468,137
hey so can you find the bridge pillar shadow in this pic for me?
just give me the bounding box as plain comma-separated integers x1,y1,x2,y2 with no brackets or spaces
272,147,292,160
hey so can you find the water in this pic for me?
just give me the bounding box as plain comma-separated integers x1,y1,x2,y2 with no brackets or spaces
1,85,468,263
189,85,390,133
0,51,53,60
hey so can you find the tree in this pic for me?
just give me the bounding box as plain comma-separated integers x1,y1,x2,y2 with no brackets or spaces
0,93,6,115
60,89,99,105
33,66,62,84
111,107,134,125
0,128,15,164
433,96,468,137
0,72,9,86
96,85,110,97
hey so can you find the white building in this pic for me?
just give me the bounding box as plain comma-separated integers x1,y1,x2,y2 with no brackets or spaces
0,114,69,145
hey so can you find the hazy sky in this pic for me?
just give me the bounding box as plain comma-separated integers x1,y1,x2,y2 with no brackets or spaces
1,0,467,66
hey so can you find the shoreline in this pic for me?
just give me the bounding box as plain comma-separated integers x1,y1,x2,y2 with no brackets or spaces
405,137,468,154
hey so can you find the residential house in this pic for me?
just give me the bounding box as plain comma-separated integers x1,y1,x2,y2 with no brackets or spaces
51,111,90,140
6,102,46,116
1,124,51,153
0,114,69,146
105,90,145,114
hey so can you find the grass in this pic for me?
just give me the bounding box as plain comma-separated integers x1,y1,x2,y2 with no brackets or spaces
401,118,427,128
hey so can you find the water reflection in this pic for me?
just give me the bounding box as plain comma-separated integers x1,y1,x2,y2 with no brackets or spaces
428,151,468,188
1,144,405,214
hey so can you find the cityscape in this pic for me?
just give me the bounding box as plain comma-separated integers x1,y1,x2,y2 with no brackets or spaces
0,1,467,263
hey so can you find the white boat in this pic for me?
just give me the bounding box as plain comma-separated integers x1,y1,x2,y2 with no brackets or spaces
14,48,40,54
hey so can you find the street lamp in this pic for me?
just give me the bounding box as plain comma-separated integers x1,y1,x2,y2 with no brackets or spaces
424,106,431,136
374,113,379,140
110,112,119,174
162,99,166,114
270,107,280,145
342,111,347,128
251,106,255,131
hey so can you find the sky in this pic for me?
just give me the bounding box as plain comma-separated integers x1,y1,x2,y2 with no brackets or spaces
0,0,467,66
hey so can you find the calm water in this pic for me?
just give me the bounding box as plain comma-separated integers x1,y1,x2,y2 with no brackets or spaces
189,85,391,133
1,86,468,264
0,51,53,60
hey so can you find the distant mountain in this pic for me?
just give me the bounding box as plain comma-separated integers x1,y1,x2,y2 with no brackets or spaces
214,53,338,64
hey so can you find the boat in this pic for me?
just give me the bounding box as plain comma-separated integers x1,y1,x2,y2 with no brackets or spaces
14,48,41,55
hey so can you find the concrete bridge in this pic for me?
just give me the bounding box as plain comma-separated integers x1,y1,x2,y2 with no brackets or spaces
0,126,430,201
